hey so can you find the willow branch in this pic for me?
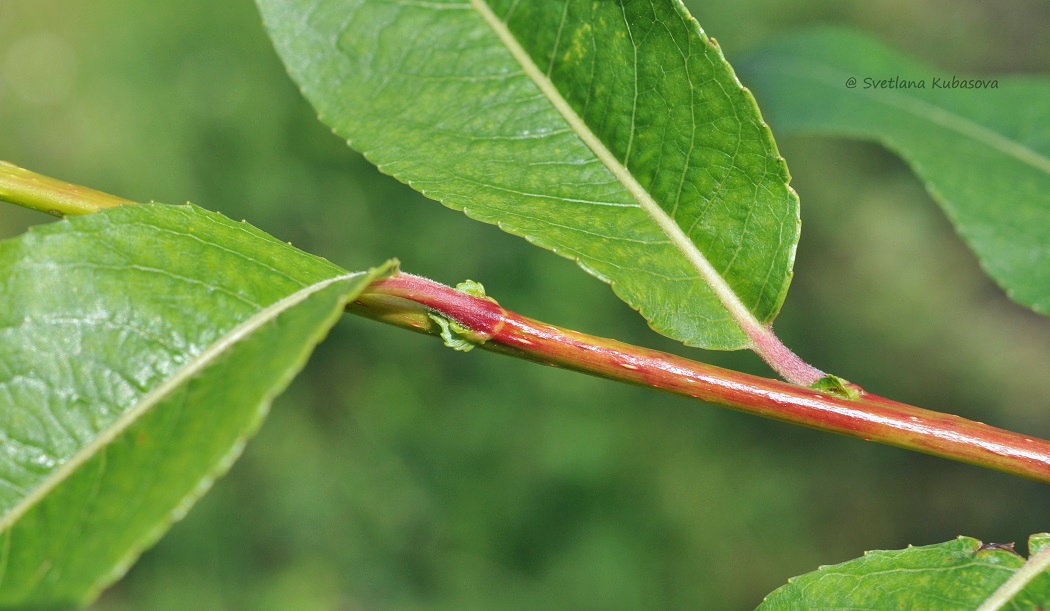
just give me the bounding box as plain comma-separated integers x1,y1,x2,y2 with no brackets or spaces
352,273,1050,484
3,162,1048,483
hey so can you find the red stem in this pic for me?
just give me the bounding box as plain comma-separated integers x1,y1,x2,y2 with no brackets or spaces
352,273,1050,484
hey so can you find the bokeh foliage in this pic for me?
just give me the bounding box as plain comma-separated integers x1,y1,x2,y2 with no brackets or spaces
1,0,1048,608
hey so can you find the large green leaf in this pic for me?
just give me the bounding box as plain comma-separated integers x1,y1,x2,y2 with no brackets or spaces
257,0,800,350
760,534,1050,609
0,203,392,606
739,28,1050,315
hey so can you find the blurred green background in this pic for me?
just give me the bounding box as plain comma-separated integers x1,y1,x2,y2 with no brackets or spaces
1,0,1048,608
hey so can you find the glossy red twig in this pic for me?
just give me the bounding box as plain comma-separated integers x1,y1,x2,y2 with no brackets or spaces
352,273,1050,484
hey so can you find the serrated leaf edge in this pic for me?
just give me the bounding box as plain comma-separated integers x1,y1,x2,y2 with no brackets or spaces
0,267,381,537
74,260,396,603
761,535,1050,608
467,0,769,348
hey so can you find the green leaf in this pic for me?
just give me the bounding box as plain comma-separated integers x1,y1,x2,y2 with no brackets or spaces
760,535,1050,610
257,0,801,350
0,203,393,606
739,28,1050,315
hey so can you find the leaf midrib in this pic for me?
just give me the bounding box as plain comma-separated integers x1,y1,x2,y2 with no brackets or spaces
467,0,766,343
0,272,360,532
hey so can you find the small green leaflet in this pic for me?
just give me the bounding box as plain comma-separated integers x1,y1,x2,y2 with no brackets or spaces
0,203,393,606
429,280,495,352
257,0,801,351
740,28,1050,315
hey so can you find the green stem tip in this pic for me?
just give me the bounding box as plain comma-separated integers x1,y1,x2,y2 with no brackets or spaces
0,161,133,216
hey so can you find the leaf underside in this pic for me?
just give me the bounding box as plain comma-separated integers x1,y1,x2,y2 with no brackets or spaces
0,204,392,606
740,28,1050,315
760,534,1050,610
258,0,801,350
